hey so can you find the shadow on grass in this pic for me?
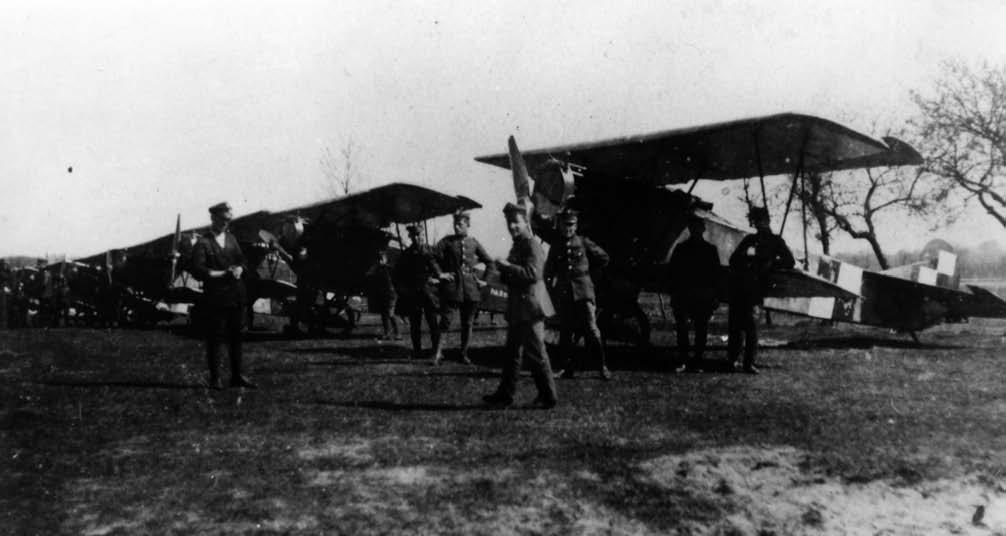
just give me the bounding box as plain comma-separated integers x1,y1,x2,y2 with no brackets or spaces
783,336,963,350
35,379,204,390
320,400,488,412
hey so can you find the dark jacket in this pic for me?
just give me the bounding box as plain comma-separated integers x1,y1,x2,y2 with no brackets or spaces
394,244,442,310
728,231,795,304
544,235,609,304
499,235,553,323
668,237,722,305
436,234,494,303
191,232,247,308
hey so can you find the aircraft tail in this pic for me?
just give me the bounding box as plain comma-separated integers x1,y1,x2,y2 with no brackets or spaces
881,249,959,289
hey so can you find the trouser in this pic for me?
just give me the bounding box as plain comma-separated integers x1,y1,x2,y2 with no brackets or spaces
407,295,441,353
440,300,478,356
726,299,758,367
673,299,715,364
377,295,399,337
558,299,606,372
204,306,244,382
496,319,557,403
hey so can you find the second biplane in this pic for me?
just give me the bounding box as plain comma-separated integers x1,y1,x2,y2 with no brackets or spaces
475,112,1006,340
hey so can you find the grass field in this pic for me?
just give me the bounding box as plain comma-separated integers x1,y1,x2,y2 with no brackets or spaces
2,313,1006,535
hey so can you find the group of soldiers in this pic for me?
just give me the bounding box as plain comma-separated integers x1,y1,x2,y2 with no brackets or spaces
15,198,793,409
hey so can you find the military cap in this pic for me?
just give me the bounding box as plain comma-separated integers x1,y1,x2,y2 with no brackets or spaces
558,207,579,222
405,224,421,236
452,210,471,223
502,202,527,219
209,202,233,218
748,206,770,222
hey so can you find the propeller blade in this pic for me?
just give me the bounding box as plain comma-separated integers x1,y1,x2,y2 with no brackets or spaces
508,136,532,210
105,250,113,285
169,214,181,285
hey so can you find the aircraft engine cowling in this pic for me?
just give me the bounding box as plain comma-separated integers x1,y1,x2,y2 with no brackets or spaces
531,161,577,220
280,217,307,251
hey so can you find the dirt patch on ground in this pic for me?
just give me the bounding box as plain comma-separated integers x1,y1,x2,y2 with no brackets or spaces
640,446,1006,535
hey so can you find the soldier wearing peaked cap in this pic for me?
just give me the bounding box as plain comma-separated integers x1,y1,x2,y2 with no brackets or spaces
483,202,558,408
726,206,794,374
191,201,255,390
545,206,612,380
394,224,445,360
668,214,722,373
434,209,494,365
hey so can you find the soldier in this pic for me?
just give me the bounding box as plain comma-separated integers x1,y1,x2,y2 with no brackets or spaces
365,249,400,340
545,207,612,380
191,202,255,390
435,210,494,365
669,215,722,373
483,203,558,409
727,206,795,374
394,225,444,361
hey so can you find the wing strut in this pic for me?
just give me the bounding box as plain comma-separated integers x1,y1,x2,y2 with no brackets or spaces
753,127,768,210
800,172,810,270
778,126,812,235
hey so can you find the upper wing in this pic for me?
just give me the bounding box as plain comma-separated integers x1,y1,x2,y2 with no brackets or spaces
227,182,481,242
474,112,923,184
78,182,481,263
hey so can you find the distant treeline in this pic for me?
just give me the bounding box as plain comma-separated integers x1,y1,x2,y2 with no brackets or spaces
835,240,1006,279
1,256,44,270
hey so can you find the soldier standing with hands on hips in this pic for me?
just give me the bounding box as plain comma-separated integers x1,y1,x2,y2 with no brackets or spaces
435,210,494,365
483,203,558,409
191,202,256,390
545,207,612,380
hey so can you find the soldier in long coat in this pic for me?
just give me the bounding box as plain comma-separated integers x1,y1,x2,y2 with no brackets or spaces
191,202,256,390
483,203,558,409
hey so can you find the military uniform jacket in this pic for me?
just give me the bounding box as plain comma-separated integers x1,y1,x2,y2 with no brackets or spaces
393,244,441,309
435,234,493,303
192,232,247,308
728,231,795,303
499,235,554,323
668,237,722,303
544,234,609,304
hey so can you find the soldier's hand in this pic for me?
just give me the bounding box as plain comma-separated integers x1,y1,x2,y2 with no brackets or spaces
427,277,440,285
440,273,455,282
476,279,487,288
495,257,510,267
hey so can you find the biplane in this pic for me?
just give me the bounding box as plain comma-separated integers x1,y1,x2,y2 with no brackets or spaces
475,112,1006,340
76,182,483,332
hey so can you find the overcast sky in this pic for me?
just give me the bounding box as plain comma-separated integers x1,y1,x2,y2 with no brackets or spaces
3,0,1005,258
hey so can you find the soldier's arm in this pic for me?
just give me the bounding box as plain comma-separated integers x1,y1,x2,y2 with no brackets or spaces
773,237,796,270
190,241,215,281
497,241,543,285
729,235,755,269
543,245,556,282
474,239,497,278
583,237,610,269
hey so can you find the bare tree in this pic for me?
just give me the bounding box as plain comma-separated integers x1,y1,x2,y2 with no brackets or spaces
801,164,945,270
799,173,839,255
320,139,360,197
912,59,1006,227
